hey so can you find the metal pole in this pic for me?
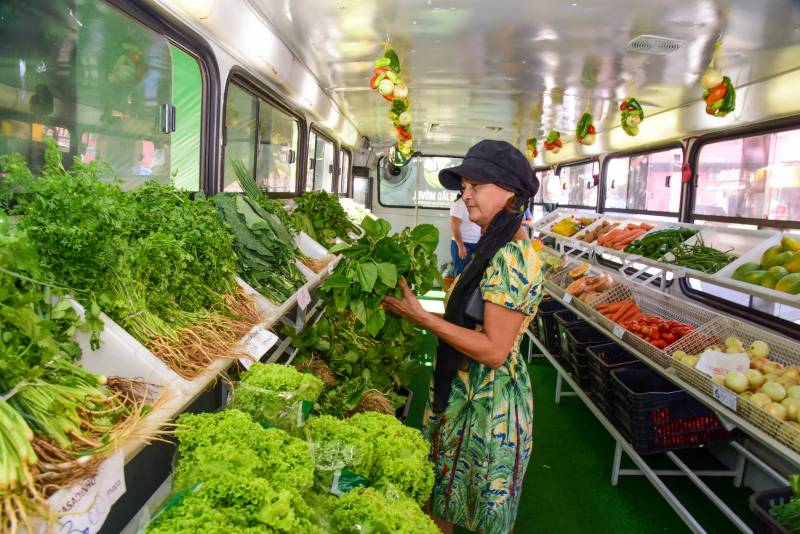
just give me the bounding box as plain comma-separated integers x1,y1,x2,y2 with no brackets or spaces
666,452,752,534
729,441,790,487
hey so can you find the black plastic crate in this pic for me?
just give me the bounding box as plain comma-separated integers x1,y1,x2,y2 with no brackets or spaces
749,487,792,534
554,310,587,361
610,367,735,455
562,326,609,392
587,343,646,421
534,299,567,355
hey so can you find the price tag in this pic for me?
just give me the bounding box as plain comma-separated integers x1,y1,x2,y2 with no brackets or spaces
563,293,573,304
712,383,738,411
627,255,642,264
45,451,126,534
297,287,311,310
612,324,626,338
239,325,279,368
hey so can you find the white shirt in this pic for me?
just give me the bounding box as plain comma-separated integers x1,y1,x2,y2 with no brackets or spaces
449,198,481,244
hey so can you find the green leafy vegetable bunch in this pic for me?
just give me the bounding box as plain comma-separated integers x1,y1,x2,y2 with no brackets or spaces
291,190,360,249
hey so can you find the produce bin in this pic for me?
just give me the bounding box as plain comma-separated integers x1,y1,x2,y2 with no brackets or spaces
586,343,646,421
562,326,609,392
554,310,587,363
611,367,735,455
534,299,567,355
749,487,792,534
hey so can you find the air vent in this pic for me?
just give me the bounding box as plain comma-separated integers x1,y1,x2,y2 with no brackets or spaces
428,123,505,136
627,34,686,55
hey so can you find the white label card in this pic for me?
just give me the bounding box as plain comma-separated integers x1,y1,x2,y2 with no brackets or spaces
695,350,749,377
239,326,279,367
297,287,311,311
627,255,642,264
45,451,126,534
712,383,738,411
563,293,573,304
612,325,626,338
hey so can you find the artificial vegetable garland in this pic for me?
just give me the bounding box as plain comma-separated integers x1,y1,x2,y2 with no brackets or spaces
543,130,563,153
701,41,736,117
370,46,414,159
525,137,538,159
619,97,643,136
576,112,597,146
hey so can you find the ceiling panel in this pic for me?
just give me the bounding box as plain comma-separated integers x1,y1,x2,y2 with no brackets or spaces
248,0,800,155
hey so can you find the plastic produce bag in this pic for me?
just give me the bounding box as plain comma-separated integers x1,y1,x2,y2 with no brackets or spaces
305,415,372,495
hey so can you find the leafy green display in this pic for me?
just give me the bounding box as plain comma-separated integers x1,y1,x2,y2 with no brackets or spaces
348,412,434,505
175,409,314,492
232,159,298,237
305,415,374,492
330,487,439,534
291,190,360,249
146,475,323,534
229,363,324,433
214,193,306,303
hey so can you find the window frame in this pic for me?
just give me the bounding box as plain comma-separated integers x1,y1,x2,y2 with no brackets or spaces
533,166,550,205
337,147,352,197
598,142,684,218
555,158,600,210
221,70,307,197
305,125,338,193
686,118,800,231
376,153,464,210
107,0,221,194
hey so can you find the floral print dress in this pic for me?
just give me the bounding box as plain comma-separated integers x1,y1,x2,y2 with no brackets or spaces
424,240,543,534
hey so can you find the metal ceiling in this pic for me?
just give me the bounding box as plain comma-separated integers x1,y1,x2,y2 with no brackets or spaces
246,0,800,157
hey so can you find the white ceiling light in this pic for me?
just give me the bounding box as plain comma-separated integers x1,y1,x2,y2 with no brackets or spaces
164,0,216,19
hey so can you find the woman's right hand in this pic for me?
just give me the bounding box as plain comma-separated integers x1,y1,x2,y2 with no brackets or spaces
457,243,468,259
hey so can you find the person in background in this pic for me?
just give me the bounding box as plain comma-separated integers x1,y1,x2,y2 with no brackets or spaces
449,193,481,276
521,205,534,236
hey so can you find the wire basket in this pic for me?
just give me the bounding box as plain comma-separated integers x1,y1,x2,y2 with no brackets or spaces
586,281,715,368
667,316,800,453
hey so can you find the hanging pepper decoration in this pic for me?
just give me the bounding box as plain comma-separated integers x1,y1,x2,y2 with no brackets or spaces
576,112,597,146
619,98,643,136
370,45,413,159
543,130,562,153
525,138,538,159
701,41,735,117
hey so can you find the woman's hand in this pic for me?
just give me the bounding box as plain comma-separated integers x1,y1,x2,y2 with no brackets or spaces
382,277,429,326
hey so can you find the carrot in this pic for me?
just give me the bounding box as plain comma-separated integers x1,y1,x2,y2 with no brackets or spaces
617,304,641,323
598,228,623,246
611,300,636,321
597,301,624,313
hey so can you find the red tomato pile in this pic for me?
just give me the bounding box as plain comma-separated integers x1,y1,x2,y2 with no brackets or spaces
622,315,694,350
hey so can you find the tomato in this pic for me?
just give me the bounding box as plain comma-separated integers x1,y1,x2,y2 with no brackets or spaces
663,332,676,343
629,324,642,333
619,102,628,111
647,317,661,325
652,340,668,349
705,83,728,106
587,124,596,135
650,330,662,341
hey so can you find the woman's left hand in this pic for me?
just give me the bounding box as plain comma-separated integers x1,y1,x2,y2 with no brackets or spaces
382,277,429,325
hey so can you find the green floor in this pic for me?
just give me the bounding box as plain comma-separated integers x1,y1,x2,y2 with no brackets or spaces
407,329,756,534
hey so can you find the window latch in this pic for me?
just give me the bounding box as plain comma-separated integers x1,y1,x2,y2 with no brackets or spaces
665,175,671,188
288,149,296,165
159,104,176,134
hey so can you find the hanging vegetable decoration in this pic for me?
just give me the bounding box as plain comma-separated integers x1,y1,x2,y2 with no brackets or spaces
371,46,414,158
576,112,596,146
543,130,563,154
525,138,538,159
619,98,643,136
701,41,735,118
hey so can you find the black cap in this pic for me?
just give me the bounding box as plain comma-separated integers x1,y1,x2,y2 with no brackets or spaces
438,140,539,200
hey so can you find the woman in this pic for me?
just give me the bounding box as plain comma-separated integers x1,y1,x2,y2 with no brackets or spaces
450,193,481,276
383,140,542,534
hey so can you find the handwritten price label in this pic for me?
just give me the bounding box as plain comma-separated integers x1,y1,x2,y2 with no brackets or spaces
712,383,738,411
47,451,126,534
297,287,311,310
239,326,278,367
563,293,573,304
612,325,626,339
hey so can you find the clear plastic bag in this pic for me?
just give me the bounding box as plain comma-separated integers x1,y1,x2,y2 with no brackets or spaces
229,381,315,434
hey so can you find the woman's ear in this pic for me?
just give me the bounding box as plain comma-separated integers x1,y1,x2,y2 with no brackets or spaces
504,194,519,213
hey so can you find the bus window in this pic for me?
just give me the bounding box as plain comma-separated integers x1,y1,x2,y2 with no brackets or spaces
694,129,800,226
223,85,257,192
0,0,174,189
378,156,461,209
169,45,202,192
558,161,597,208
338,149,351,195
256,102,299,194
307,131,335,192
605,146,682,214
223,83,300,194
540,169,560,206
